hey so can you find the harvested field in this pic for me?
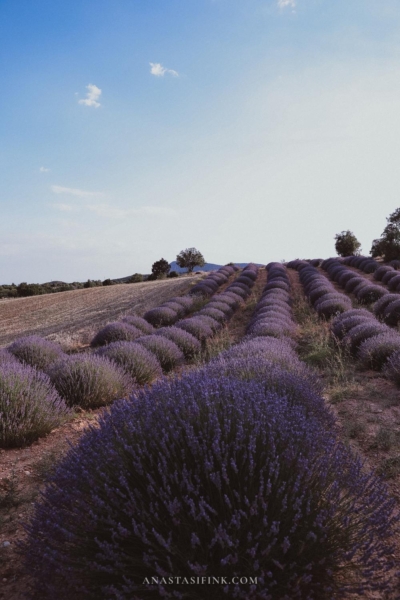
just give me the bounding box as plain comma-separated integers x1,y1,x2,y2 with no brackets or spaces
0,276,200,349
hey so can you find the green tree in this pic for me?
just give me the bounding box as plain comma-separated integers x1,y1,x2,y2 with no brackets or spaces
371,208,400,261
128,273,143,283
102,279,113,286
151,258,171,279
176,248,205,273
334,230,361,257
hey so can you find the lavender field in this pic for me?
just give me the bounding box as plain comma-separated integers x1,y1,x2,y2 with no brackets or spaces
1,261,400,599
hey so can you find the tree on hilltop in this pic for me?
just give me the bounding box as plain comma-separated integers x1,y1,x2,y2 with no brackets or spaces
334,231,361,257
371,208,400,261
176,248,205,273
151,258,171,279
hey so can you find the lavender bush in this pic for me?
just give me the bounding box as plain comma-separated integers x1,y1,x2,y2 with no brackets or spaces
91,322,143,347
331,314,375,340
315,296,352,318
373,294,399,319
343,322,390,354
344,277,366,293
205,300,234,317
357,332,400,370
0,362,70,448
387,274,400,291
156,326,201,360
373,265,394,281
198,307,228,323
383,299,400,326
47,354,132,409
135,335,184,372
175,317,214,342
143,307,179,328
355,285,387,304
96,342,162,384
121,315,155,335
382,270,400,285
23,373,397,599
0,349,21,367
8,335,65,370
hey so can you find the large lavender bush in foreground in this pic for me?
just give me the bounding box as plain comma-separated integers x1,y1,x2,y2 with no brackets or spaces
0,361,70,448
23,372,396,599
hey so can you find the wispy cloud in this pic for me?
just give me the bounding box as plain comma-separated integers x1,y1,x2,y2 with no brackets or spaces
87,203,177,219
150,63,179,77
39,166,50,173
278,0,296,8
51,185,104,198
78,83,102,108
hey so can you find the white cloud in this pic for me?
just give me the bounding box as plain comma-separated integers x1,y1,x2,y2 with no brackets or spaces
150,63,179,77
51,185,104,198
78,83,102,108
39,166,50,173
278,0,296,8
87,203,176,219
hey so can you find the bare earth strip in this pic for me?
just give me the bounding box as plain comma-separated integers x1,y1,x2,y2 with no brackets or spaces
0,276,200,349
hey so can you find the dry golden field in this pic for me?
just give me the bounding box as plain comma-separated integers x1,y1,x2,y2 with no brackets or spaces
0,275,200,349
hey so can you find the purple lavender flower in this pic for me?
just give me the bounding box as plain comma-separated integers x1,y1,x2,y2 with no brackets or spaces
47,354,132,408
96,341,162,384
143,307,179,327
0,361,70,448
90,322,143,347
121,315,155,335
22,372,397,599
8,335,65,370
135,335,185,371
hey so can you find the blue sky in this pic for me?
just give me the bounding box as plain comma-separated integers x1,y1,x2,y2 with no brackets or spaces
2,0,400,283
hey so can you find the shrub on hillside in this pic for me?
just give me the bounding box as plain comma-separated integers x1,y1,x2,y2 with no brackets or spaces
315,296,352,318
344,277,366,293
221,336,298,367
168,296,195,310
121,315,155,335
383,299,400,326
47,355,132,409
143,307,179,328
23,373,397,599
175,317,214,342
156,326,201,360
247,320,296,340
387,274,400,291
374,266,394,281
382,271,400,285
161,301,186,317
373,294,400,319
331,315,374,340
342,323,389,354
357,332,400,370
0,349,19,367
205,300,234,318
135,335,184,371
96,342,162,385
8,336,64,371
90,322,143,347
0,362,70,448
198,307,228,323
356,285,388,304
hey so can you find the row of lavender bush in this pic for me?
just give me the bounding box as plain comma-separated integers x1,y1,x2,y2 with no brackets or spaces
287,260,352,317
320,257,400,330
288,260,400,380
0,266,258,447
246,262,298,342
22,330,397,598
